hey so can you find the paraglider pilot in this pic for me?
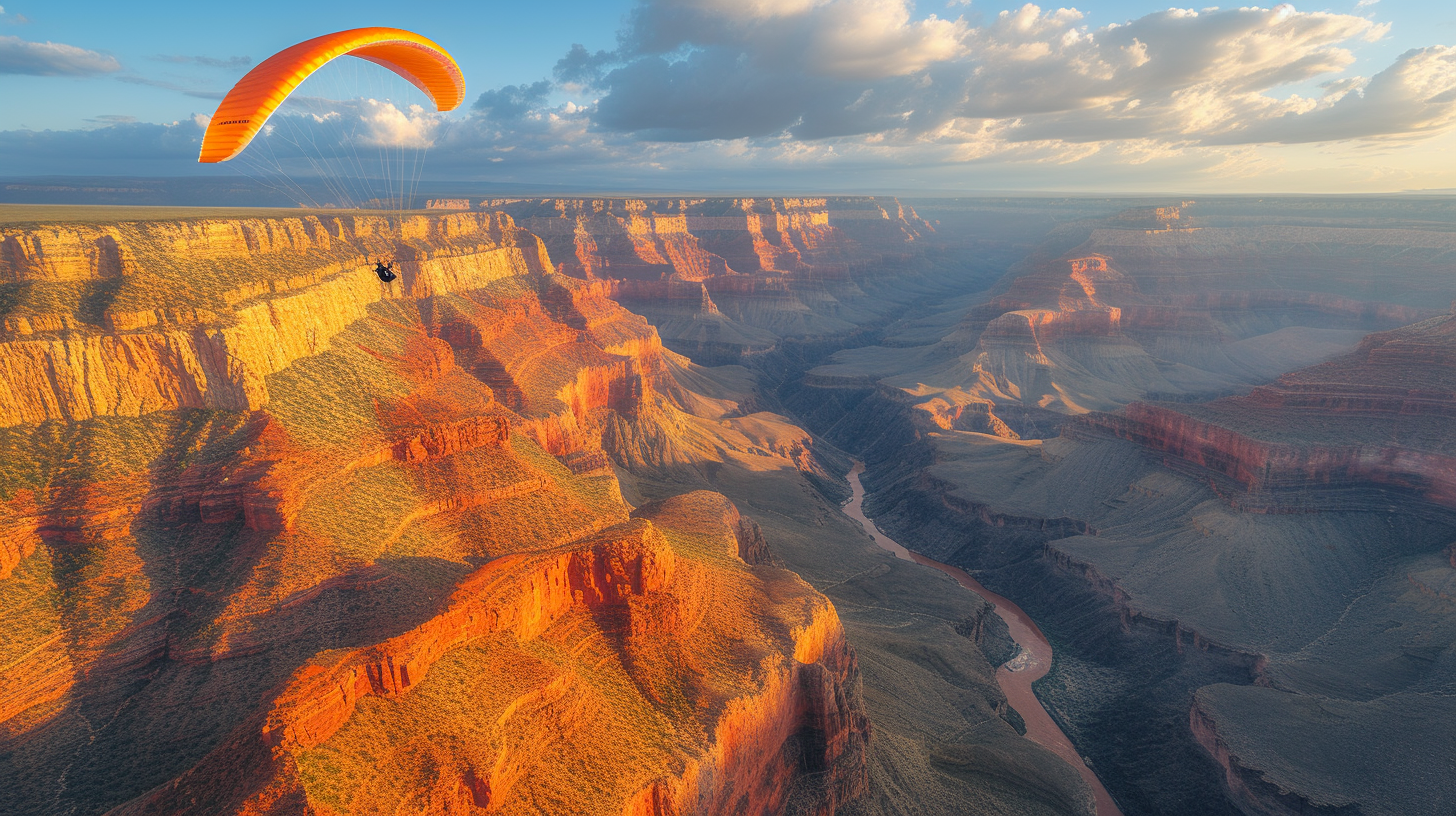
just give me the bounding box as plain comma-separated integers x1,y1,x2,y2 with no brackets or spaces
375,259,397,282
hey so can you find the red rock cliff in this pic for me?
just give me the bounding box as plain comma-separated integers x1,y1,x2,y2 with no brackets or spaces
0,213,552,426
0,211,868,816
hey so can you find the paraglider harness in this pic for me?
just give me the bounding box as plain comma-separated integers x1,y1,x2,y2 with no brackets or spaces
374,259,397,282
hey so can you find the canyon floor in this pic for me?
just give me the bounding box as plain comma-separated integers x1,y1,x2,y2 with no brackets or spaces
2,195,1454,815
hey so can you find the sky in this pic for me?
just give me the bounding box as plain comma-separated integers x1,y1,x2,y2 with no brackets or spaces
1,0,1455,194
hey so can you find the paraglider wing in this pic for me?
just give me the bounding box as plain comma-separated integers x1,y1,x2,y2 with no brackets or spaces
199,27,464,163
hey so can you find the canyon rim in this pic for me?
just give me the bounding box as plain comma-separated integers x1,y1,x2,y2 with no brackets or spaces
2,195,1453,816
9,0,1456,810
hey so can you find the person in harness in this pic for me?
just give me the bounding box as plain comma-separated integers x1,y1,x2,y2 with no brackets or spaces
374,259,397,282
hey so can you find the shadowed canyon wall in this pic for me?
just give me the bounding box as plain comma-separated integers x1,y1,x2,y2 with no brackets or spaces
782,200,1456,816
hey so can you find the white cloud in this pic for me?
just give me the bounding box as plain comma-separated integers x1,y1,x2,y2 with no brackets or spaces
3,0,1455,193
622,0,969,80
0,34,120,75
801,0,967,78
359,100,439,148
1210,45,1456,143
558,0,1443,153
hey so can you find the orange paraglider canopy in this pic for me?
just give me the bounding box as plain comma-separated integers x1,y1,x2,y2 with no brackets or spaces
199,27,464,163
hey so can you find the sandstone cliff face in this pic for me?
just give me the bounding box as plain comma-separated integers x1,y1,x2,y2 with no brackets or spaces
114,501,867,816
0,213,552,427
497,197,925,282
265,520,680,754
503,199,731,282
951,243,1442,421
490,197,932,364
0,211,868,816
815,252,1181,434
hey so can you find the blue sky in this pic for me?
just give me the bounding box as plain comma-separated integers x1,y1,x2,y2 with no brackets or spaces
3,0,1456,193
1,1,631,131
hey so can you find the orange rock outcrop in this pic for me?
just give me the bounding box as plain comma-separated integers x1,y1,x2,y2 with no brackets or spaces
488,198,933,364
0,213,552,426
0,210,867,816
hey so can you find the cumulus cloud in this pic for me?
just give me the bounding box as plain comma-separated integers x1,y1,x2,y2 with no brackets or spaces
620,0,966,79
1214,45,1456,143
459,0,1448,174
253,96,449,153
436,97,643,171
358,100,440,148
0,118,204,172
472,81,552,120
0,97,450,182
0,34,120,75
560,0,1441,151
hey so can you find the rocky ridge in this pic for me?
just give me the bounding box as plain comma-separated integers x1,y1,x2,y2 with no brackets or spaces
0,213,551,426
0,209,874,816
0,203,1101,816
492,198,935,364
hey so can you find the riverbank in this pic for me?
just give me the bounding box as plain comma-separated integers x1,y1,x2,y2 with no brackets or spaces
842,462,1123,816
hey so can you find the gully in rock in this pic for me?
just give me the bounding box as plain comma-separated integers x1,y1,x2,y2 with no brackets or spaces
841,462,1124,816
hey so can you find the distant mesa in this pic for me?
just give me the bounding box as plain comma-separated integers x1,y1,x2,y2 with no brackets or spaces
1111,202,1198,232
776,200,1456,816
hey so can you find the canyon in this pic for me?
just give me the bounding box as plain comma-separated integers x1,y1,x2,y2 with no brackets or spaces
791,198,1456,816
841,463,1122,816
3,194,1454,816
0,200,1090,816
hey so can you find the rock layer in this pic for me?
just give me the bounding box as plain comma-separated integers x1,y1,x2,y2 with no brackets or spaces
783,201,1456,816
491,198,933,363
0,213,551,426
1086,312,1456,508
805,206,1452,443
0,209,871,816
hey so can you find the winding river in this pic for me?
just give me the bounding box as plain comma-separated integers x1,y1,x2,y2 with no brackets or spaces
842,463,1123,816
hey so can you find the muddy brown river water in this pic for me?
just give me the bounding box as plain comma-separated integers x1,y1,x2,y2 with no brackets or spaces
842,463,1123,816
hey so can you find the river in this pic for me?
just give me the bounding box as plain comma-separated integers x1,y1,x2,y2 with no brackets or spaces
841,463,1123,816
